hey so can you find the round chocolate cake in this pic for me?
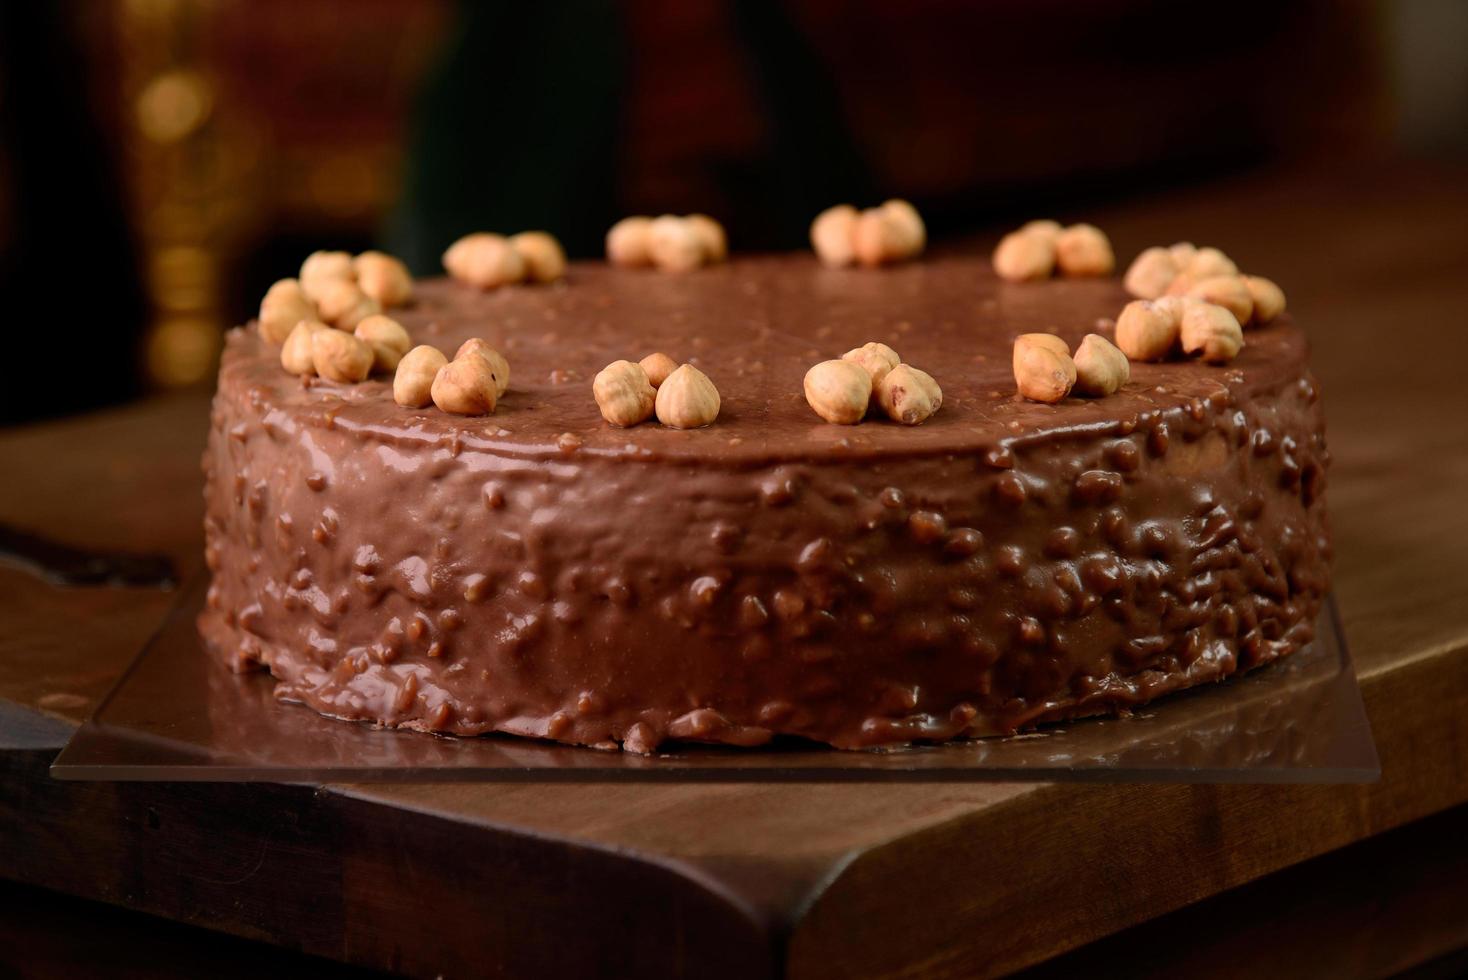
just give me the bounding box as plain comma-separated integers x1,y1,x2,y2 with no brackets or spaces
200,254,1330,752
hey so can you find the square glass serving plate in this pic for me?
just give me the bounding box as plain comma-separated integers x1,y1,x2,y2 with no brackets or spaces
51,582,1378,782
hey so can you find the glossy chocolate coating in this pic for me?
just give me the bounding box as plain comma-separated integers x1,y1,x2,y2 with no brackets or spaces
200,256,1330,751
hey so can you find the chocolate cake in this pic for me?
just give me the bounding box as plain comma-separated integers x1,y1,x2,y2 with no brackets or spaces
200,254,1330,752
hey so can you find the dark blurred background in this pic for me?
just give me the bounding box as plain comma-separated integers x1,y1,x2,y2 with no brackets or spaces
1,0,1465,424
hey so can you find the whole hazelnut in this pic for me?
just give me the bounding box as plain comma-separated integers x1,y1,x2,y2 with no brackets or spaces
593,360,657,427
1187,275,1254,325
1014,345,1076,404
875,364,942,424
1124,246,1179,300
1072,334,1130,396
810,204,858,267
315,279,382,331
648,215,705,273
639,352,678,387
510,231,568,283
443,233,527,289
259,278,317,345
354,314,411,373
804,359,873,424
1180,301,1244,363
1055,223,1115,277
1115,299,1182,361
455,338,511,396
431,355,499,415
1177,246,1237,288
881,199,926,259
1243,275,1287,324
606,216,654,267
311,327,373,383
842,341,901,387
655,364,720,428
1168,241,1198,270
353,251,413,308
393,345,448,408
1012,333,1070,380
853,207,909,267
1020,219,1063,242
993,230,1057,282
281,319,326,375
299,250,354,302
685,214,728,264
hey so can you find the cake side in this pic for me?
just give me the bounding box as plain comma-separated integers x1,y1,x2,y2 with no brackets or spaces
199,259,1330,751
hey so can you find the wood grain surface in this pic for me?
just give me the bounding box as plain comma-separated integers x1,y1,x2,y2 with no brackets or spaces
2,161,1466,978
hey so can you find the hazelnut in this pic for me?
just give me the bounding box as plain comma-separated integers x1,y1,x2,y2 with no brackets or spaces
810,204,858,267
1014,345,1076,404
804,359,873,424
281,319,326,376
1020,219,1062,242
875,364,942,424
443,233,527,289
299,250,354,302
1115,299,1182,361
1055,223,1115,277
315,279,382,331
259,278,317,345
1168,241,1198,270
1012,333,1070,380
685,214,728,264
1124,246,1179,300
354,314,411,373
606,216,654,267
841,341,901,387
593,360,657,427
431,355,499,415
1187,275,1254,325
993,229,1057,282
1180,300,1244,363
311,327,373,383
639,351,678,387
1243,275,1287,324
853,207,909,267
1169,246,1237,293
881,199,926,259
1072,334,1130,396
509,231,567,283
393,345,447,408
455,338,510,396
353,251,413,308
655,364,720,428
648,215,704,273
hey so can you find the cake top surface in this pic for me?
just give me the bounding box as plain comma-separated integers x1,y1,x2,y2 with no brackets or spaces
226,254,1307,464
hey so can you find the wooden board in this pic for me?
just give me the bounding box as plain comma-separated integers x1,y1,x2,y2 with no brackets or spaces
3,162,1467,978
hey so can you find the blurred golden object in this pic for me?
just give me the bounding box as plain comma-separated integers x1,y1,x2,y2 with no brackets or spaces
149,245,215,313
146,316,220,386
135,69,212,143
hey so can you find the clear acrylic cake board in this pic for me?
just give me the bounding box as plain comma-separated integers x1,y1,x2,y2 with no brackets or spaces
51,581,1378,783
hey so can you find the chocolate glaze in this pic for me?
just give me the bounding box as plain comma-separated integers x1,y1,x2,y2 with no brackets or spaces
199,255,1330,752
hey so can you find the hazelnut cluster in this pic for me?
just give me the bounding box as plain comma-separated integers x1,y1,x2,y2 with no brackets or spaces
809,200,925,268
1012,333,1129,404
443,231,567,289
606,215,727,273
992,220,1114,282
259,249,414,345
393,337,511,416
1123,243,1286,327
1115,296,1245,364
593,353,720,428
804,342,942,425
